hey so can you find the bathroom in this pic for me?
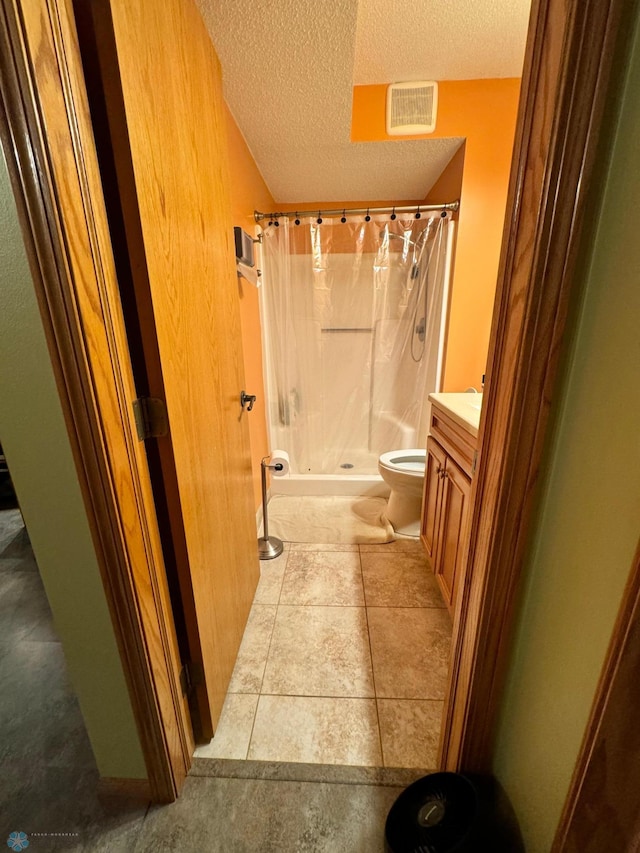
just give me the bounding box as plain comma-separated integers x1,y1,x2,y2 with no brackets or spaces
190,2,529,768
4,0,638,847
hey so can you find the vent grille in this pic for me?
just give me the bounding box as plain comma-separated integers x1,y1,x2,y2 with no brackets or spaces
386,82,438,136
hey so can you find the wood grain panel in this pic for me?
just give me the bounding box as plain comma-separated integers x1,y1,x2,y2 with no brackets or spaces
440,0,631,772
435,461,470,612
429,408,476,477
0,0,194,800
421,436,446,561
82,0,259,733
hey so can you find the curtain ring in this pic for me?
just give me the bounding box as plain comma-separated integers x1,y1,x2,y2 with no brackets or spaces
340,209,346,223
390,207,396,221
295,212,301,225
317,210,323,224
415,206,422,219
365,207,371,222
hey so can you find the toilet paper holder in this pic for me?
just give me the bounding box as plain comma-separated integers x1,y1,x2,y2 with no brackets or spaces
258,455,284,560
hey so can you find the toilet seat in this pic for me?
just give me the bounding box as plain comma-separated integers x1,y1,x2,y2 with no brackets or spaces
378,449,426,477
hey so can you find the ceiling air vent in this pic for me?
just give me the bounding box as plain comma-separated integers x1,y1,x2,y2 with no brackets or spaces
386,81,438,136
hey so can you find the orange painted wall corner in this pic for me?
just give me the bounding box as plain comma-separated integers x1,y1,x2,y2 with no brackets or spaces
352,80,521,391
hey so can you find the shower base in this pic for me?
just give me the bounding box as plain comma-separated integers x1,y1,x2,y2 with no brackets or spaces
271,473,389,498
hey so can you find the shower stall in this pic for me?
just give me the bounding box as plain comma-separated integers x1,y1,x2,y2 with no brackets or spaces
259,208,455,495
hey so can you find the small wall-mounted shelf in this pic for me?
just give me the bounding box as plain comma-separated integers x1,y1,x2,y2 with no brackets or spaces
234,226,261,286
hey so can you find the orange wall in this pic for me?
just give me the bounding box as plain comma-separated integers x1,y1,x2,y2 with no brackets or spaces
424,144,465,207
352,80,521,390
225,105,275,510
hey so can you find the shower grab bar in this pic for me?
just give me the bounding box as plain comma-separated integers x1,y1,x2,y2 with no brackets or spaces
321,327,374,333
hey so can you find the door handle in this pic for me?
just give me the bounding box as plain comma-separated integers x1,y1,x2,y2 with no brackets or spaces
240,390,256,412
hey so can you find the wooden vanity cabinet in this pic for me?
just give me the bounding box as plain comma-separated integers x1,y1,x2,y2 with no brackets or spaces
422,438,447,559
421,405,476,613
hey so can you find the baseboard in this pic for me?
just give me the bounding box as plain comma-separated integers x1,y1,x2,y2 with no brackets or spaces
97,777,152,804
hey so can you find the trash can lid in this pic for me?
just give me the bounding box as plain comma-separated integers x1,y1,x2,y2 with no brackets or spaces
385,772,478,853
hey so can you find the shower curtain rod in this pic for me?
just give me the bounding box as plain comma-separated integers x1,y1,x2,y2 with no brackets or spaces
253,200,459,222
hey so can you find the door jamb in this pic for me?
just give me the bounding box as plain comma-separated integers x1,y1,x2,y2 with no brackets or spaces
439,0,630,770
0,0,631,800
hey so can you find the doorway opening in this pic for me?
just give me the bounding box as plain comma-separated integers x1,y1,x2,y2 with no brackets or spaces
0,0,630,813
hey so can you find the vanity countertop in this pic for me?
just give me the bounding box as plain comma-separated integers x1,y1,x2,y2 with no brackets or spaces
428,392,483,437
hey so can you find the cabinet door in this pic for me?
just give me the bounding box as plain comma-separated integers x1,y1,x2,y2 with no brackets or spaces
422,436,447,562
435,458,471,611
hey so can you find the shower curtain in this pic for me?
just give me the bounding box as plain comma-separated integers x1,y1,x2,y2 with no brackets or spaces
261,213,451,475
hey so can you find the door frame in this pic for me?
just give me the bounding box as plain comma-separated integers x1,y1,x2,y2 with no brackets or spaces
0,0,193,802
439,0,632,770
0,0,631,803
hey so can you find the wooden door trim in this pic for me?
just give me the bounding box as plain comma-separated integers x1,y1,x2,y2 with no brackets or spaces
0,0,192,801
551,541,640,851
0,0,632,806
440,0,631,770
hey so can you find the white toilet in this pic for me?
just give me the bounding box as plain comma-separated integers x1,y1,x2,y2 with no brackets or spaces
378,448,427,537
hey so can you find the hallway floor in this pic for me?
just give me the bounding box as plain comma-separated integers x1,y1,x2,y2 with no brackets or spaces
196,539,452,769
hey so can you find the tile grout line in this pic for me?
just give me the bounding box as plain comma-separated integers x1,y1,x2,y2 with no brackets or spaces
247,547,289,759
218,542,448,764
250,692,447,702
365,604,448,611
359,544,386,768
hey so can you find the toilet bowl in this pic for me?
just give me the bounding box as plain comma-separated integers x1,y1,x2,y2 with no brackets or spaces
378,449,426,537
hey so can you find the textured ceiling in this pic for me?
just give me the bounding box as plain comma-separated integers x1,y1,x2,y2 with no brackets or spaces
197,0,528,204
354,0,531,84
262,138,463,204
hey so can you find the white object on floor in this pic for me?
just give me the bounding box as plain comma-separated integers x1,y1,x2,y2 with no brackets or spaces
377,449,427,537
266,495,395,544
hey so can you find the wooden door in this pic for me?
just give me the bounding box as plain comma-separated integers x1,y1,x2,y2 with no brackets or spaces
422,436,446,561
75,0,259,737
435,459,470,611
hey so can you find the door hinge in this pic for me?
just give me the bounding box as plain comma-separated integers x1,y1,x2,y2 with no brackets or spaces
132,396,169,441
179,660,203,696
472,449,478,476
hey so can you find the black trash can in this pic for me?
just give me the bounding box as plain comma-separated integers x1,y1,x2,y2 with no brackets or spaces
385,772,524,852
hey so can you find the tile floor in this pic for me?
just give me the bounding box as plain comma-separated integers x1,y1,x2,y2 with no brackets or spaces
196,539,452,769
